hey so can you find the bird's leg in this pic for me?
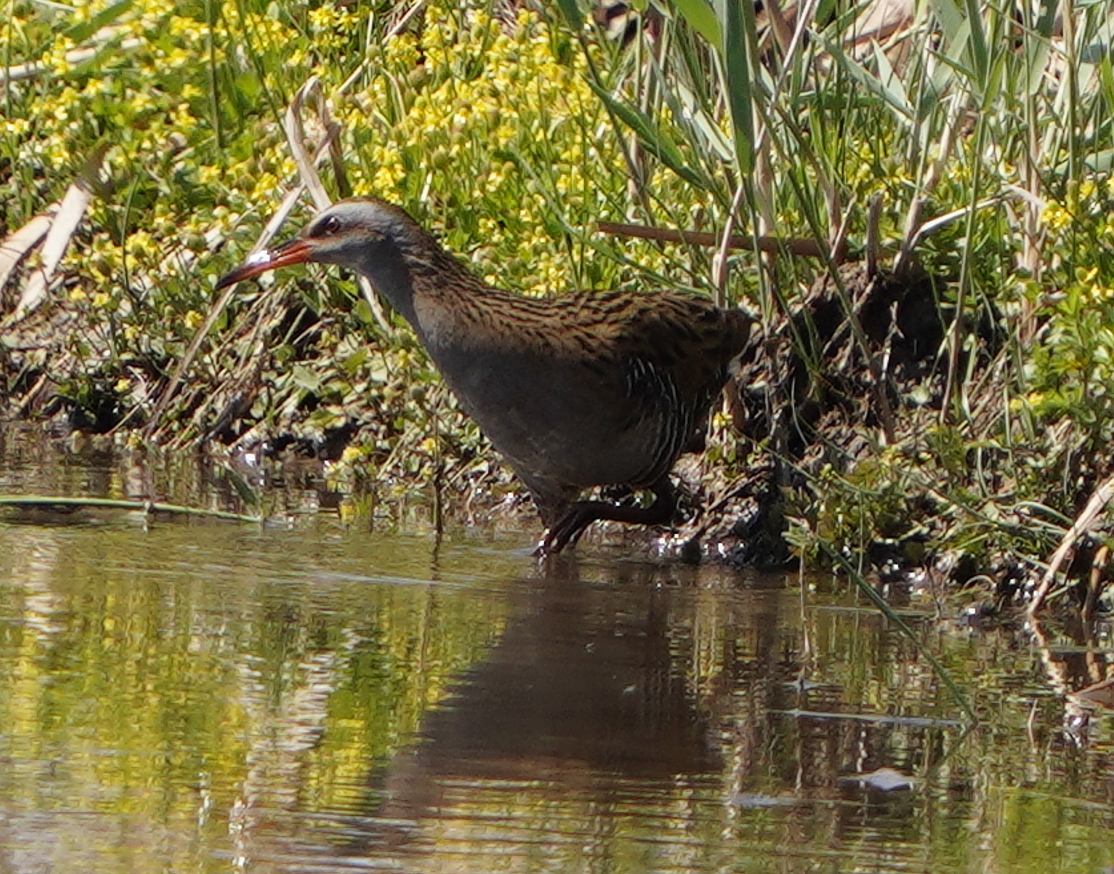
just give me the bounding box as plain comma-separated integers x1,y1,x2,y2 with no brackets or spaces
536,477,678,555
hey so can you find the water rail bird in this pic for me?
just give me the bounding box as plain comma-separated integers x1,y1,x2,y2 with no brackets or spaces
216,198,750,554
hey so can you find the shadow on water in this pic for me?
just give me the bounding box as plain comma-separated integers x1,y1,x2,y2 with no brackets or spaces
2,431,1114,873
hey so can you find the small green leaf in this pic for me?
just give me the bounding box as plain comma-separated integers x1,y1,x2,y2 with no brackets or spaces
65,0,133,42
342,348,369,375
292,364,322,393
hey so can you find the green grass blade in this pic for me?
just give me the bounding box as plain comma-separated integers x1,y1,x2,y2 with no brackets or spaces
819,34,914,123
822,543,978,726
672,0,722,49
553,0,583,31
588,81,712,189
962,0,989,88
719,0,757,173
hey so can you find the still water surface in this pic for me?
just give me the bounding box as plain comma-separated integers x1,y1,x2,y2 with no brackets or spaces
1,439,1113,872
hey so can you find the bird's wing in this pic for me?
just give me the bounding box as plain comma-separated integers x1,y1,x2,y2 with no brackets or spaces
574,290,750,397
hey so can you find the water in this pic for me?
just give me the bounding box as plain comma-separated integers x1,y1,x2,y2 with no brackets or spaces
1,433,1113,872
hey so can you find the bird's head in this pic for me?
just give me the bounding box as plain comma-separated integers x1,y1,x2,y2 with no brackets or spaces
215,198,428,290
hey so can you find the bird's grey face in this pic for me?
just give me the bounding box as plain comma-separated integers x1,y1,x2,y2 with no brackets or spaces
297,202,397,267
214,200,408,290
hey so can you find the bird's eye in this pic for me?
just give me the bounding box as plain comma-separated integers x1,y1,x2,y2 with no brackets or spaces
321,215,342,236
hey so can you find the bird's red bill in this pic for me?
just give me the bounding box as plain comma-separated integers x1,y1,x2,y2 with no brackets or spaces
215,238,313,289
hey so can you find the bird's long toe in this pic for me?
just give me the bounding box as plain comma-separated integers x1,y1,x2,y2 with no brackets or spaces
537,505,598,555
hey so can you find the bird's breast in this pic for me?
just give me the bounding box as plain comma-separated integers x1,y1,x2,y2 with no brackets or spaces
427,339,670,488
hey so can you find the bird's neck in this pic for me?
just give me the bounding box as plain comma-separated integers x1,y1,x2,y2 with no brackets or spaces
361,239,492,335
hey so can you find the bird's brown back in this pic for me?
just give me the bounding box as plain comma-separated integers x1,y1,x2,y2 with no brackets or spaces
407,273,749,492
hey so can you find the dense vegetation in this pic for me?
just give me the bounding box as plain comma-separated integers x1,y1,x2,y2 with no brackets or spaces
4,0,1114,595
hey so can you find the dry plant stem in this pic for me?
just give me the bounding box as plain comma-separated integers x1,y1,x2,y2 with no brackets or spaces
336,0,429,96
598,221,830,259
286,77,391,332
863,287,897,442
141,280,242,441
831,194,858,270
0,208,55,292
14,371,52,417
1026,617,1077,711
1083,544,1108,624
257,179,311,249
1028,474,1114,616
909,198,1001,250
285,77,335,212
752,150,778,289
866,193,882,277
812,197,898,443
1021,85,1042,282
5,145,105,325
770,0,836,246
894,96,964,277
832,267,898,442
712,181,748,307
763,0,794,55
0,34,143,83
167,290,287,449
706,0,830,303
775,0,823,91
941,120,988,423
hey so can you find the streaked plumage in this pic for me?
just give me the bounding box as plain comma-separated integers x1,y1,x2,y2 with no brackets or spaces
217,198,749,553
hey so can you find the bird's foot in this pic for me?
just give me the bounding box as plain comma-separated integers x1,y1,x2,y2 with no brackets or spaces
535,481,679,557
534,506,596,557
536,497,664,556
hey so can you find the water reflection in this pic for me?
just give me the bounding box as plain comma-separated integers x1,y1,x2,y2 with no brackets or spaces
0,518,1112,873
369,559,721,859
327,558,963,874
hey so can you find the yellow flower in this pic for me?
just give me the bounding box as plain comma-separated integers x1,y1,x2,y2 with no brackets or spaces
1075,266,1099,284
1041,201,1071,231
2,117,30,136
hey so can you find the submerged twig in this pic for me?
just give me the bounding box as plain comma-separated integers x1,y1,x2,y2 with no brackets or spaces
0,494,261,523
